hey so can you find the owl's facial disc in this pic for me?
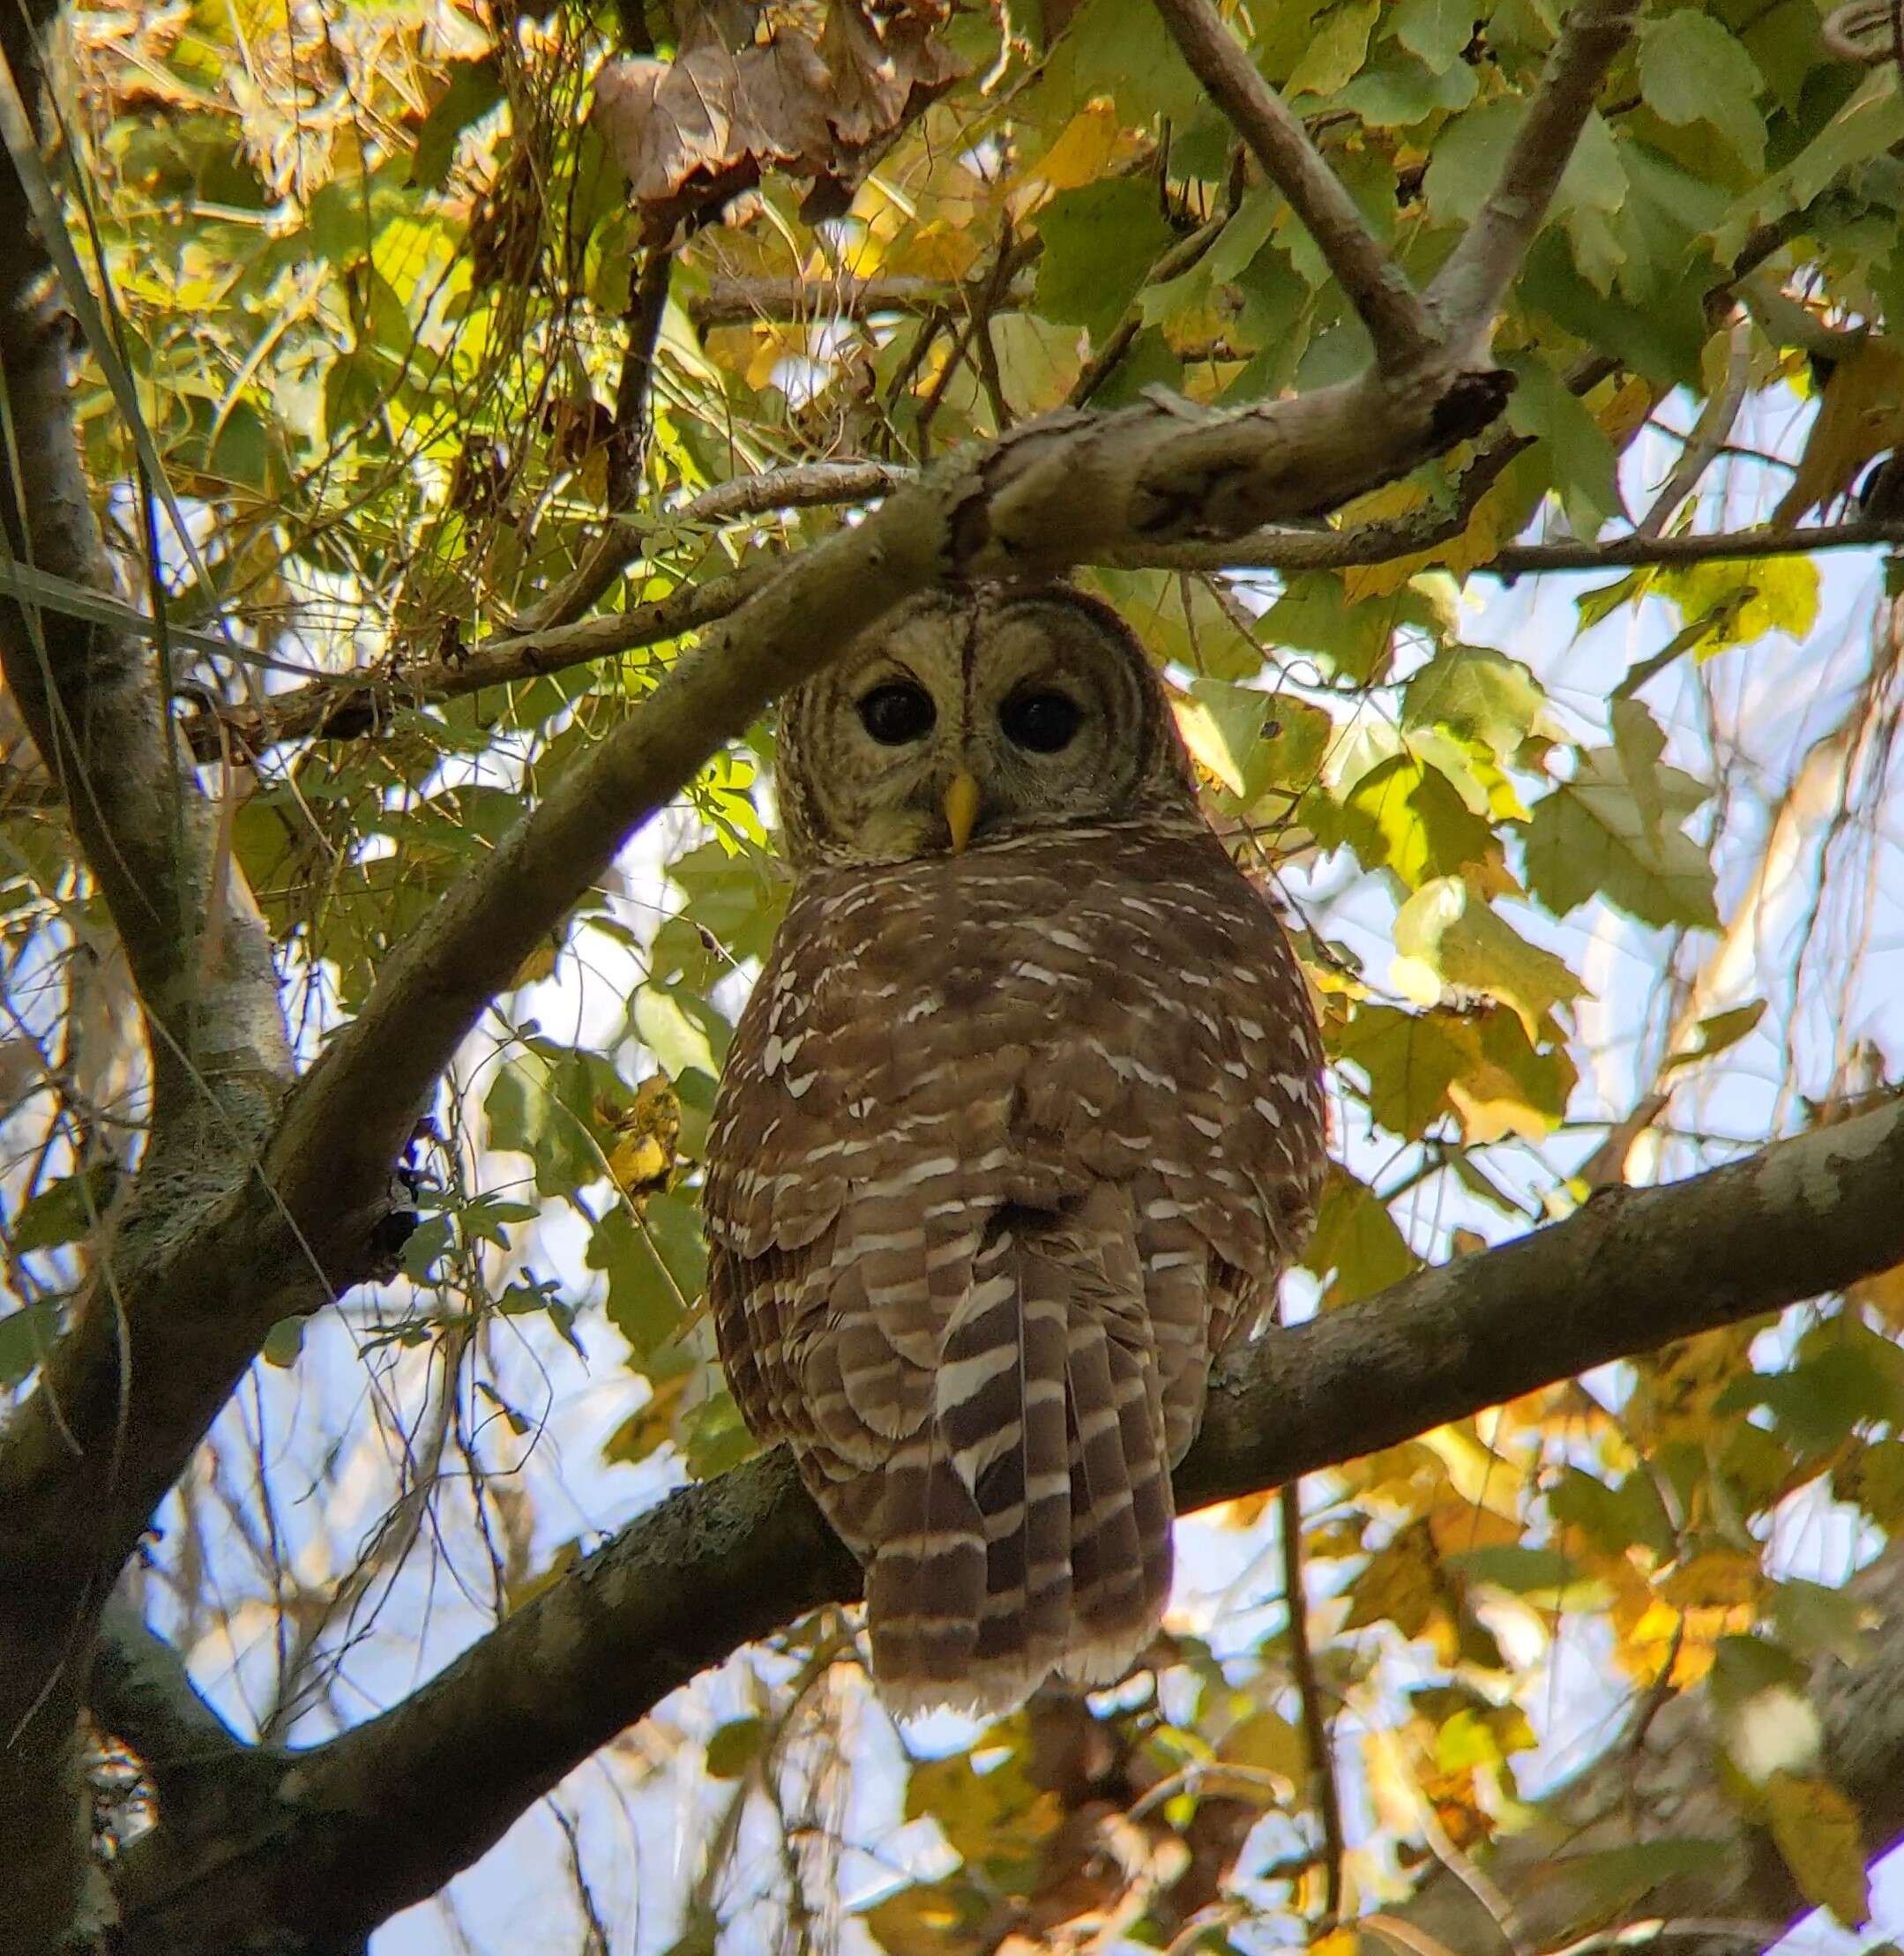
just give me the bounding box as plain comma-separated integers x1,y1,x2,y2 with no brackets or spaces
776,587,1183,868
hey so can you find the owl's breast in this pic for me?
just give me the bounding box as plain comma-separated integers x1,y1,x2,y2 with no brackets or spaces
704,818,1326,1275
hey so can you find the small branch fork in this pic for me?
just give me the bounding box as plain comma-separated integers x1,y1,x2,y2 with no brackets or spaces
0,0,1658,1943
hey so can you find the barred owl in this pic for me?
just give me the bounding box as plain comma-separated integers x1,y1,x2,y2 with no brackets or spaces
704,586,1326,1719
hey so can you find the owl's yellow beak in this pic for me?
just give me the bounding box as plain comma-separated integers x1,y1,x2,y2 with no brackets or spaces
944,770,982,855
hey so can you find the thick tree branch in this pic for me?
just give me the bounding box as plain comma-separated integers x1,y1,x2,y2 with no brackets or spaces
1151,0,1433,368
161,512,1904,764
0,15,292,1947
107,1095,1904,1952
91,1601,249,1808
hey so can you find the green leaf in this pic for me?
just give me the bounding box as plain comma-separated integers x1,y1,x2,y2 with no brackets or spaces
1391,876,1585,1041
590,1193,705,1356
705,1715,769,1779
1522,730,1718,931
0,1304,56,1386
1034,180,1175,340
1637,11,1766,171
1286,0,1380,98
1331,751,1500,889
1174,680,1328,802
1336,1004,1470,1140
1770,1579,1870,1665
1661,1001,1767,1077
1546,1839,1731,1915
1424,101,1521,225
1549,1466,1676,1560
1391,0,1475,71
1445,1544,1582,1595
484,1052,600,1198
1338,49,1477,126
683,1389,757,1479
1042,0,1205,124
1403,646,1553,762
1505,355,1621,535
633,985,725,1083
1262,572,1441,683
1721,1340,1904,1455
1303,1167,1417,1307
1713,70,1904,264
412,57,505,190
11,1163,119,1252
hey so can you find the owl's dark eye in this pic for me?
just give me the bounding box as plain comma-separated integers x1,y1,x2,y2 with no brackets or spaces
999,689,1082,754
857,681,937,745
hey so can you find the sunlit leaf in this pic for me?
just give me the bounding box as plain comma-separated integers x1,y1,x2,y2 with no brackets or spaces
1765,1772,1871,1929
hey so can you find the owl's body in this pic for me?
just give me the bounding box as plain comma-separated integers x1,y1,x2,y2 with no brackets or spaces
704,589,1325,1718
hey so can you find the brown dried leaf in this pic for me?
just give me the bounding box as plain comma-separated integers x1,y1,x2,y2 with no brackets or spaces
595,2,964,245
1773,336,1904,527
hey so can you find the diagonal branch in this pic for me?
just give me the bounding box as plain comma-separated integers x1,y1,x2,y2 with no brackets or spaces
105,1094,1904,1952
1427,0,1643,343
1151,0,1434,368
501,458,910,646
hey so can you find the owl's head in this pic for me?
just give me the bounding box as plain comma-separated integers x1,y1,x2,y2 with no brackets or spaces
774,586,1198,868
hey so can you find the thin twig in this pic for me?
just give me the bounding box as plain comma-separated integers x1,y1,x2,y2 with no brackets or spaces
606,245,673,509
1634,316,1752,539
1279,1480,1347,1925
690,271,1038,328
1069,205,1235,409
497,457,903,661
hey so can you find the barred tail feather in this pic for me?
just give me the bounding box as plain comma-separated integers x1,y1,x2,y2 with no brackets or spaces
866,1430,987,1707
868,1195,1174,1721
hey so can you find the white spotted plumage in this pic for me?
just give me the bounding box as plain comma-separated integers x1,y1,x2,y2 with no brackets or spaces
704,587,1326,1719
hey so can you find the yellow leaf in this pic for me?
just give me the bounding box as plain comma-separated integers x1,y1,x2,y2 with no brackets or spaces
1765,1771,1871,1929
861,1884,972,1956
1773,337,1904,527
1849,1261,1904,1329
603,1075,680,1202
1345,464,1524,601
1661,1549,1761,1611
1216,1706,1307,1792
745,325,804,392
511,941,558,988
891,219,980,280
1448,1063,1551,1144
1034,99,1120,190
1592,372,1655,448
504,1535,580,1614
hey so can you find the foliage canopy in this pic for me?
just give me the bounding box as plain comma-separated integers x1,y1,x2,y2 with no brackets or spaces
4,0,1904,1950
